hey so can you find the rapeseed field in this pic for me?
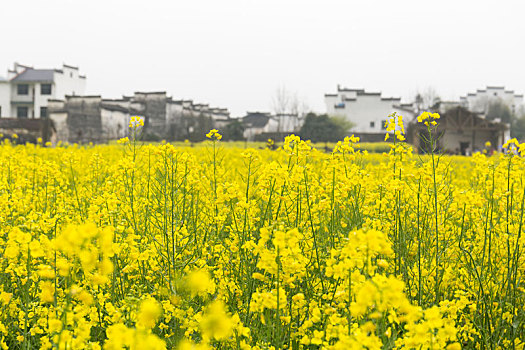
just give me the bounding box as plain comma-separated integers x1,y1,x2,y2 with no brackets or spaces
0,113,523,349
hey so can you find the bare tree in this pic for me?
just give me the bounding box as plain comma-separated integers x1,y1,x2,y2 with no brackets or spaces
415,87,441,113
272,85,290,133
272,86,310,132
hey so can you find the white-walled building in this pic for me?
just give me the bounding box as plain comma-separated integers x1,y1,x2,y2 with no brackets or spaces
48,92,231,143
0,63,86,119
459,86,524,115
240,112,303,141
241,112,278,141
325,85,414,133
0,78,9,118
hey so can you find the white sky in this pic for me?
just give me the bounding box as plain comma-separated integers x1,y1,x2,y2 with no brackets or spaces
1,0,524,117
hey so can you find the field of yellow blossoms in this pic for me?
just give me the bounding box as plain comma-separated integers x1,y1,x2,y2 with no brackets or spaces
0,113,524,349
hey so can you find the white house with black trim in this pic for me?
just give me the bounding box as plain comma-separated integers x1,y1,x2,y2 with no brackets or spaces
459,86,524,115
325,85,415,134
0,62,86,119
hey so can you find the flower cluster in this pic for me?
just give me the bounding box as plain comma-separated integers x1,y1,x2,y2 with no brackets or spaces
129,116,145,129
417,111,441,126
206,129,223,140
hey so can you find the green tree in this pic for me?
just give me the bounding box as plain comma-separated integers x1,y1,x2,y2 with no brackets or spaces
486,100,513,124
511,114,525,140
299,113,347,143
330,115,355,134
222,120,245,141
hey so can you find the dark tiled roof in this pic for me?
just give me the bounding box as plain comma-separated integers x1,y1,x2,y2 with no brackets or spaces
393,105,415,113
66,95,101,100
357,91,381,96
11,69,54,82
63,64,78,70
134,91,166,95
337,87,365,92
100,103,129,113
100,103,142,115
242,113,271,127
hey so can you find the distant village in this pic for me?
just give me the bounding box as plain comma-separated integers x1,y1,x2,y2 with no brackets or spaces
1,62,523,154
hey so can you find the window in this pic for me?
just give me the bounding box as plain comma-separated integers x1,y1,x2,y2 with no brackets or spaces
17,84,29,95
0,106,2,117
40,107,48,118
41,84,52,95
370,121,375,128
381,120,387,130
17,106,28,118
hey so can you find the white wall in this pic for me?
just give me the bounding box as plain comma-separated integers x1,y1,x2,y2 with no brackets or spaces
53,65,86,98
263,118,279,133
101,109,129,140
324,88,405,133
243,119,278,141
274,114,302,133
49,112,68,143
33,82,56,118
347,96,401,133
0,82,10,117
464,87,523,115
167,102,183,125
1,64,86,119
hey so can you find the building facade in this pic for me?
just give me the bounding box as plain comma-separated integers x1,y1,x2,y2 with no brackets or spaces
408,107,510,155
241,112,303,141
459,86,524,116
48,92,230,143
325,85,415,134
0,63,86,119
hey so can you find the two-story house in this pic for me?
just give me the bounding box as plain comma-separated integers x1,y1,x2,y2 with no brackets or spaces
0,63,86,119
324,85,415,135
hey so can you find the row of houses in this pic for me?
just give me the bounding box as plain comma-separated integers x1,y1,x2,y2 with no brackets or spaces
0,62,521,152
324,84,517,153
47,92,231,143
0,63,232,143
0,62,303,143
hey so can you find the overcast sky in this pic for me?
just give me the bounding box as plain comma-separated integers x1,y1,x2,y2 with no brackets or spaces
1,0,524,117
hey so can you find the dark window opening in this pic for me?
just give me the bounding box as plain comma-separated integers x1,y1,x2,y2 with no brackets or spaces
41,84,52,95
17,106,28,118
460,142,470,156
40,107,48,118
381,120,387,130
17,84,29,95
370,121,375,128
